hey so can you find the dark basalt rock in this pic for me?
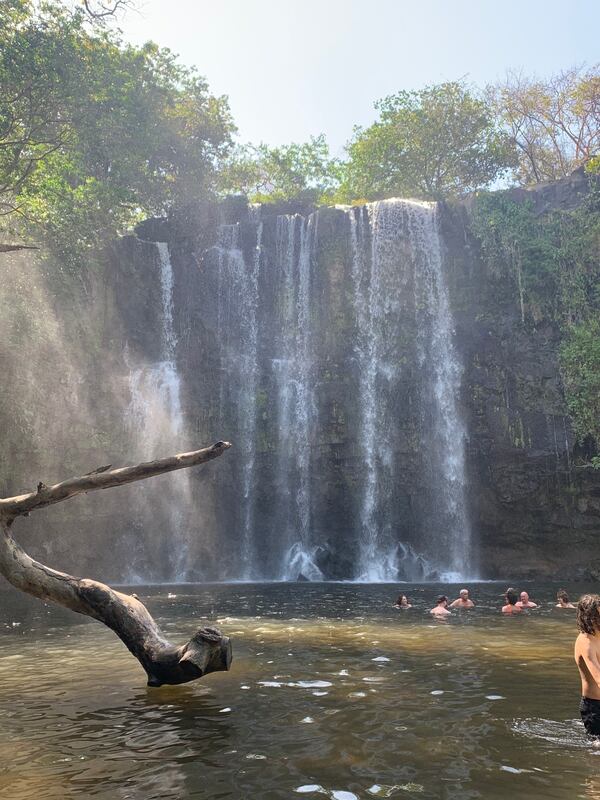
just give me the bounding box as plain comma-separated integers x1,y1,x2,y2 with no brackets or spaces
1,177,598,586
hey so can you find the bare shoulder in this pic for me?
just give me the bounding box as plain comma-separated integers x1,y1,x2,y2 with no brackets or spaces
575,632,597,658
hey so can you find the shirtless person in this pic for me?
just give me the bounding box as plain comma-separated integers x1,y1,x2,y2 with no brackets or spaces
574,594,600,739
516,591,538,609
449,588,475,609
430,596,451,617
501,588,523,614
556,589,576,609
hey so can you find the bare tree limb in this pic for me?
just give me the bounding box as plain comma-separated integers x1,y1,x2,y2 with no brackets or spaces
0,440,232,522
0,441,233,687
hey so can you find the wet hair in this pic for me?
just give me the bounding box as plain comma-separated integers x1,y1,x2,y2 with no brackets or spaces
396,594,408,605
577,595,600,634
557,589,570,603
504,588,519,606
436,595,448,605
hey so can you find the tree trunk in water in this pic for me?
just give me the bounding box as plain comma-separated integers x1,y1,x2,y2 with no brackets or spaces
0,441,233,687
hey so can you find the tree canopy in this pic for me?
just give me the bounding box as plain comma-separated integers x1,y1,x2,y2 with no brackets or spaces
335,82,515,202
490,66,600,185
218,135,340,204
0,2,598,252
0,0,235,260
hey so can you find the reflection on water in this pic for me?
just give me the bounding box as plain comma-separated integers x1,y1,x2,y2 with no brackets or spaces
0,582,597,799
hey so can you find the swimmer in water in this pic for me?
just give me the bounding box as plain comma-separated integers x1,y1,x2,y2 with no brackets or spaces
501,588,523,614
393,594,412,609
516,591,538,609
430,595,451,617
574,594,600,740
556,589,576,609
449,588,475,609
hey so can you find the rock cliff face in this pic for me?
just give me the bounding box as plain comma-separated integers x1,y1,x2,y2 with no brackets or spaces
0,176,598,583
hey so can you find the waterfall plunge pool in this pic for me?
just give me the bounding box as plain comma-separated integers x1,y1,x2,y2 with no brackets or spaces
0,581,596,799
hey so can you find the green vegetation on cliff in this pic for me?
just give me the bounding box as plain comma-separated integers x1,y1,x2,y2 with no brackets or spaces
471,177,600,457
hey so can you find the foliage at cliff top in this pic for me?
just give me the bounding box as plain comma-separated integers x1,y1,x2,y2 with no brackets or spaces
471,181,600,454
217,136,341,205
335,82,515,202
489,66,600,185
0,0,235,263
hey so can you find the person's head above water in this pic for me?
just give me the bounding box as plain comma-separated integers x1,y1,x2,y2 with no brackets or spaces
436,595,448,607
557,589,570,604
520,591,530,604
577,594,600,635
504,588,519,606
459,589,469,599
396,594,409,606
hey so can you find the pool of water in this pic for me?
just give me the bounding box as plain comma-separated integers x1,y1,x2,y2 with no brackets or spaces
1,581,599,799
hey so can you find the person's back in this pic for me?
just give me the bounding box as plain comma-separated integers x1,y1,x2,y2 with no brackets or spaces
502,588,522,614
574,595,600,738
430,595,451,617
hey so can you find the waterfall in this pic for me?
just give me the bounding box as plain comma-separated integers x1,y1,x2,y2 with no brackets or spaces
349,205,400,580
215,222,260,579
410,203,472,579
126,241,192,582
348,200,472,581
274,214,323,581
123,201,473,584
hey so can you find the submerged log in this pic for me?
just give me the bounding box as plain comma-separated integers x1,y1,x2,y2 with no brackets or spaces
0,441,233,687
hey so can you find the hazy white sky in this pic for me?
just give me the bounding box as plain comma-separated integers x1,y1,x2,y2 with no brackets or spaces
119,0,599,154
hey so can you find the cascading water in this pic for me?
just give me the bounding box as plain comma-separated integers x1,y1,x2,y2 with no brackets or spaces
215,222,261,579
349,205,400,580
126,241,193,581
409,203,473,579
274,214,322,581
130,201,472,584
347,200,473,581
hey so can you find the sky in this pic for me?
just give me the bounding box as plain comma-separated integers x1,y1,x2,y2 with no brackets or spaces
119,0,599,155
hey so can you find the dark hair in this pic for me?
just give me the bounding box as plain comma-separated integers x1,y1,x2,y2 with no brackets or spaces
577,594,600,634
505,588,519,606
557,589,569,603
396,594,408,605
436,595,448,605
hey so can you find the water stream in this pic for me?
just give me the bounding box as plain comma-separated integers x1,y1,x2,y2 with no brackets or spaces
347,200,471,581
126,242,192,582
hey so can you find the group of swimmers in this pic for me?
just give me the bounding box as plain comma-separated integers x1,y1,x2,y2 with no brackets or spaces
393,587,576,616
395,586,600,741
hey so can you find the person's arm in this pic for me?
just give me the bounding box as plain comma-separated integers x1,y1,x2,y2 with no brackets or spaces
448,599,459,608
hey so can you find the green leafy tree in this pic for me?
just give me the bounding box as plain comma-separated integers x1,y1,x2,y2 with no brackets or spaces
336,81,515,202
561,319,600,449
0,0,235,261
219,134,340,203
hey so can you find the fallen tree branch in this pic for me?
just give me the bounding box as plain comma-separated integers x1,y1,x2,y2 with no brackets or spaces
0,441,233,687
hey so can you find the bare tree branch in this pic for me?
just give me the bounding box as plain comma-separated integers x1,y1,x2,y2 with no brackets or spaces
0,441,233,687
0,441,232,522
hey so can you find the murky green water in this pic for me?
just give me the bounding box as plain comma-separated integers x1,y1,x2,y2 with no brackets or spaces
1,582,599,799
